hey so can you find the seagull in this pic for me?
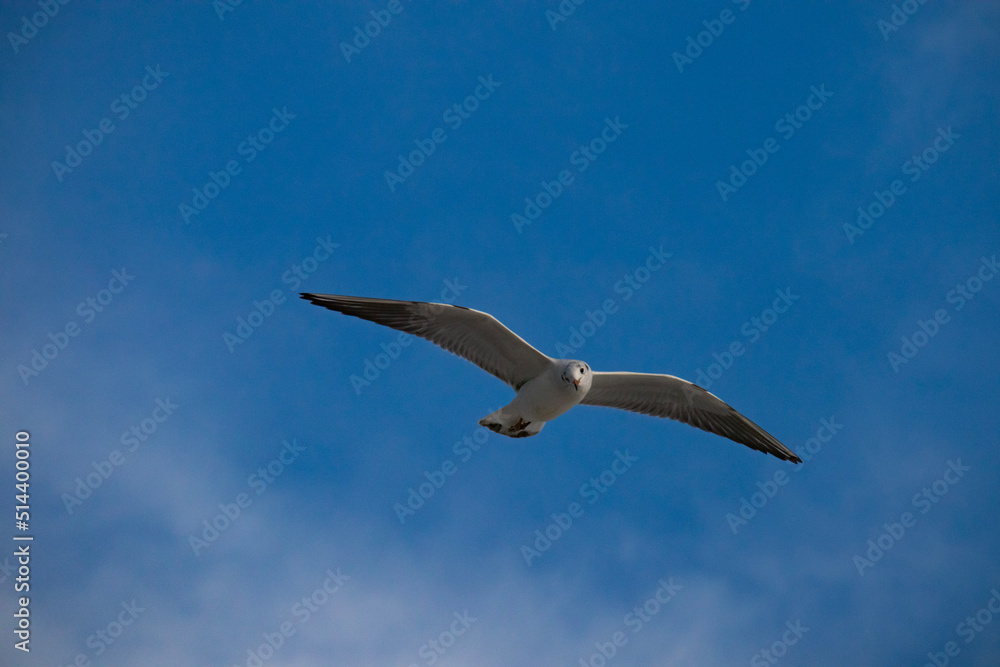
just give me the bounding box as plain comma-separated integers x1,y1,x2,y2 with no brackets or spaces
301,293,801,463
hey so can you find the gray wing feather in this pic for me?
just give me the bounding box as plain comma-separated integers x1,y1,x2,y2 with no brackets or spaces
581,371,801,462
301,293,552,390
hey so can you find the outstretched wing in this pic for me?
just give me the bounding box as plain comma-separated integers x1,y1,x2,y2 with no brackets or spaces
301,293,553,390
581,371,800,462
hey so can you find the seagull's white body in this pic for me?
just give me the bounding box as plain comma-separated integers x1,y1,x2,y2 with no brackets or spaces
301,293,801,463
479,359,592,437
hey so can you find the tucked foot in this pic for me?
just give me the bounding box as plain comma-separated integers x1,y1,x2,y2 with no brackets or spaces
478,410,546,438
480,419,503,434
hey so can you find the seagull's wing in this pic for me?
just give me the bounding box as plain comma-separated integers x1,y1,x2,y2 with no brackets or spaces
581,372,800,462
301,294,552,390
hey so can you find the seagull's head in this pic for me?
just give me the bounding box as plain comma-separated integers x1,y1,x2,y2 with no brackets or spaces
561,361,591,393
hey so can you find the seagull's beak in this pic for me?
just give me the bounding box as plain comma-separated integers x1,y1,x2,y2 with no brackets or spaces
573,378,580,391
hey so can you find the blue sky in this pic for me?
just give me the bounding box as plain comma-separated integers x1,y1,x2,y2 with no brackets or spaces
2,1,999,665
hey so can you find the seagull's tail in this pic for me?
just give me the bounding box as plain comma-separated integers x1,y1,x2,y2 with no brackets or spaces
479,408,544,439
